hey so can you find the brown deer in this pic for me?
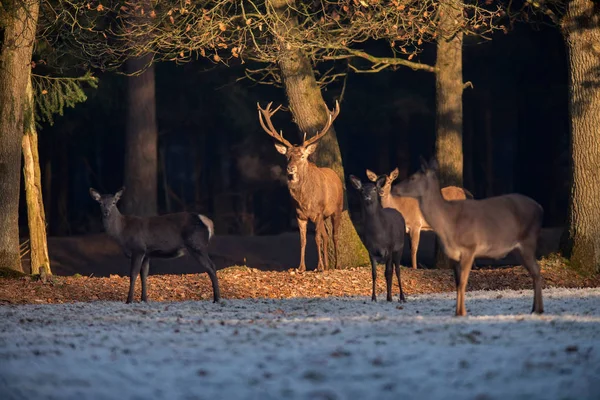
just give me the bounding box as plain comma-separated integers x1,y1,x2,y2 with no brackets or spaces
90,187,220,304
257,101,343,272
366,168,473,270
394,158,544,316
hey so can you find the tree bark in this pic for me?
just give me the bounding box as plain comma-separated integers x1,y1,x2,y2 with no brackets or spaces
22,76,51,275
0,0,39,272
434,0,464,269
122,56,158,217
268,0,369,268
560,0,600,274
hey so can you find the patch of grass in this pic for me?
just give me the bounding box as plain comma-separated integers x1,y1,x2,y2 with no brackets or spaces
0,267,27,279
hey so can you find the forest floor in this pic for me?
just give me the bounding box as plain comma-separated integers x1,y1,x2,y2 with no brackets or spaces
1,287,599,399
0,253,598,305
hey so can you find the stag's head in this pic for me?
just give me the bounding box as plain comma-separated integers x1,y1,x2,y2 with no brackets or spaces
90,187,124,217
349,174,386,207
366,168,399,197
393,158,439,199
257,101,340,185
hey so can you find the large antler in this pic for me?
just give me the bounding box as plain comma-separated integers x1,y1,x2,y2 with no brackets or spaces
257,102,293,148
303,100,341,147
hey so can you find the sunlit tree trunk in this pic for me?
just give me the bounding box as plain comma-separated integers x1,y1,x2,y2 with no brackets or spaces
122,55,158,216
268,0,369,268
560,0,600,274
434,0,464,269
0,0,40,272
22,76,51,275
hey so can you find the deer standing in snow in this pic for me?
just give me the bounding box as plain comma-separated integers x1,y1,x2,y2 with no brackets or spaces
257,101,343,272
394,159,544,316
90,187,220,303
366,168,472,270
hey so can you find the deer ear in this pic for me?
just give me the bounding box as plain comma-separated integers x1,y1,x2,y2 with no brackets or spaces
349,175,362,190
365,169,378,182
274,143,288,155
428,158,439,172
390,168,399,181
89,188,101,202
376,175,387,190
114,187,125,202
419,156,428,172
304,143,318,156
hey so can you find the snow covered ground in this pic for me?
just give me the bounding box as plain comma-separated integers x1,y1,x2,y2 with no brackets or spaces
1,287,599,400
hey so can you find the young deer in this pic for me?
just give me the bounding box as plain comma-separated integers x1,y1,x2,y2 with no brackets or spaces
366,168,472,270
257,101,343,272
89,187,220,304
350,175,406,303
394,159,544,316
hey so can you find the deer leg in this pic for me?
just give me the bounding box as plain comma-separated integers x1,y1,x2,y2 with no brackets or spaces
315,217,325,272
452,261,461,287
140,256,150,302
409,227,421,270
332,212,341,269
320,218,329,270
188,247,221,303
455,252,474,317
393,251,406,302
127,253,144,304
370,254,378,302
297,218,308,272
519,246,544,314
385,257,393,302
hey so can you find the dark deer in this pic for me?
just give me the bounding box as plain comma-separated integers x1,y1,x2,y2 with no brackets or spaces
366,168,472,270
350,175,406,302
394,159,544,316
257,101,343,272
89,187,220,304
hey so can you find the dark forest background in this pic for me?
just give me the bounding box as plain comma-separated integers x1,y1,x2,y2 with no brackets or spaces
25,22,568,239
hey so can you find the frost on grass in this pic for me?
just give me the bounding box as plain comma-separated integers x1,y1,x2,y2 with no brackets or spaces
1,288,599,400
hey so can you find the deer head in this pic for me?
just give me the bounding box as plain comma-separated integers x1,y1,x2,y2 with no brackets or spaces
366,168,400,197
257,101,340,185
394,158,439,199
90,187,125,217
350,174,386,206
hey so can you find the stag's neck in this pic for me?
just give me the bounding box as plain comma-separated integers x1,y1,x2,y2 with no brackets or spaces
287,164,318,206
103,208,125,239
417,178,452,233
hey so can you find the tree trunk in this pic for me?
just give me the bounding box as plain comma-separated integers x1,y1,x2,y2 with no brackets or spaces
22,76,51,275
434,0,464,269
560,1,600,275
0,0,39,272
268,0,369,268
122,56,158,217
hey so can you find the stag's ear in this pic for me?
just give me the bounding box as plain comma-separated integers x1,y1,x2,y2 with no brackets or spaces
114,187,125,202
428,158,439,172
304,143,318,156
390,168,399,181
365,169,378,182
349,175,362,190
274,143,288,155
89,188,101,202
375,175,387,190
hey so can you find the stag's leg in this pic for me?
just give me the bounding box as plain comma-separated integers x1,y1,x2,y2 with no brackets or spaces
393,251,406,302
314,216,326,272
140,256,150,302
409,227,421,270
385,257,393,302
455,252,475,317
297,218,308,272
370,254,378,302
320,218,329,270
127,253,144,304
332,211,341,269
518,244,544,314
188,247,221,303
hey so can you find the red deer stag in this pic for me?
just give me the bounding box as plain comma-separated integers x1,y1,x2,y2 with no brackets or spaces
394,158,544,316
257,101,343,272
366,168,472,270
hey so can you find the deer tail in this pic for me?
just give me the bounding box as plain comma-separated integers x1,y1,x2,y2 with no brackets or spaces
198,214,214,241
